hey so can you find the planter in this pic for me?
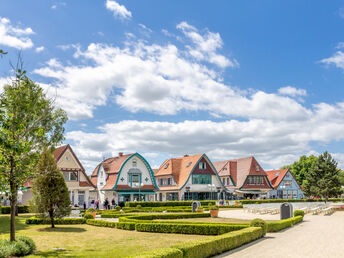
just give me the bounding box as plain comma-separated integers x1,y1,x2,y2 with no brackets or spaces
210,209,219,218
91,212,97,219
196,209,204,213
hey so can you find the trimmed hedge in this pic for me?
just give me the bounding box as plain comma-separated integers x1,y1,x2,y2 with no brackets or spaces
119,213,210,222
267,216,303,232
0,205,30,214
217,205,243,209
135,223,248,235
0,236,36,258
126,201,216,207
86,219,136,230
250,218,267,236
172,227,264,258
127,248,183,258
25,217,86,225
294,210,305,217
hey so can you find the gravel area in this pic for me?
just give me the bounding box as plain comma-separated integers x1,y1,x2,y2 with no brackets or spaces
217,211,344,258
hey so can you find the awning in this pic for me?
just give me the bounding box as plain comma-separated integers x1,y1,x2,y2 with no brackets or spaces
235,190,268,195
117,191,156,195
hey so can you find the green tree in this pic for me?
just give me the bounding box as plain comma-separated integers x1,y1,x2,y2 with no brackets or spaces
32,148,71,228
0,66,67,241
281,155,318,187
303,151,343,201
0,49,7,56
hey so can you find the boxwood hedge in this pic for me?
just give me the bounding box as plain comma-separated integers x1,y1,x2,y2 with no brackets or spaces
86,219,136,230
25,217,86,225
0,205,31,214
127,248,183,258
172,227,264,258
135,223,248,235
267,216,303,232
126,201,216,207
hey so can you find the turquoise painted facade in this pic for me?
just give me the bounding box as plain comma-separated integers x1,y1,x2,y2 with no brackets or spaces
268,170,304,199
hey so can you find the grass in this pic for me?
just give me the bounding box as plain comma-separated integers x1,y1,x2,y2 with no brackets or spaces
0,214,207,257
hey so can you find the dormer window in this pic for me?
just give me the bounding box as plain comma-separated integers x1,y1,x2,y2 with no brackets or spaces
65,156,69,161
164,163,169,169
132,159,137,167
199,162,206,170
100,170,104,178
186,162,192,168
256,165,259,171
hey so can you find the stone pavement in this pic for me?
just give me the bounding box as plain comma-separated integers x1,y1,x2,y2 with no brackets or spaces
217,212,344,258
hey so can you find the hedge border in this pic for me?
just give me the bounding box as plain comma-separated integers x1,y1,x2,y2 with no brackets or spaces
267,216,303,232
25,217,86,225
0,205,31,214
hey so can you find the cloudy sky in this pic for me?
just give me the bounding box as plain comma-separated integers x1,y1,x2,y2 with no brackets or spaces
1,0,344,173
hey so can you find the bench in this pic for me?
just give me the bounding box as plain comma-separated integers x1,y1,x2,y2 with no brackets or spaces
311,207,321,215
322,207,333,215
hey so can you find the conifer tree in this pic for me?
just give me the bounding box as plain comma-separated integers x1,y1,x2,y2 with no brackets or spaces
304,151,343,201
32,148,71,228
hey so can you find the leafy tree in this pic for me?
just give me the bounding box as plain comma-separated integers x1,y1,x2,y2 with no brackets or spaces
0,49,7,56
32,148,71,228
0,64,67,241
281,155,318,187
303,151,343,201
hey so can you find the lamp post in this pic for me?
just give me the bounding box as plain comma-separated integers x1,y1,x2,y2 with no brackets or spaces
136,183,144,201
208,184,216,200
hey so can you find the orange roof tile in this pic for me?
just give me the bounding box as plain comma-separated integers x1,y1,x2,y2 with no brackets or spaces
266,169,289,189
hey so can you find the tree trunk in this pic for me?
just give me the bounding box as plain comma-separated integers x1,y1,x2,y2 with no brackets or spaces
49,209,55,228
9,171,17,242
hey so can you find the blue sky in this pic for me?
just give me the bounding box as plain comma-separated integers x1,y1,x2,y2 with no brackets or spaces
1,0,344,173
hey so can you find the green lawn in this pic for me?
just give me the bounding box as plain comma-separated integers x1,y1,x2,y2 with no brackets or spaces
0,214,206,257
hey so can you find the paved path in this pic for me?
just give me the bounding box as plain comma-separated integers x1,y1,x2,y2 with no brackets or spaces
217,212,344,258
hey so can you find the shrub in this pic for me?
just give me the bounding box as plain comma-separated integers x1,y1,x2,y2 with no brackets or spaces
26,217,86,225
250,218,267,235
83,213,94,219
136,205,142,209
119,213,210,222
135,223,248,235
128,248,183,258
126,201,216,207
0,205,30,214
209,206,219,211
0,236,36,258
196,207,204,212
267,216,303,232
115,206,121,211
87,208,97,213
86,219,136,230
294,210,305,217
172,227,264,258
217,205,243,209
117,222,136,230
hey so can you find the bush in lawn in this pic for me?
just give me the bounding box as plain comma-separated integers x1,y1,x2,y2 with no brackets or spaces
83,213,93,219
250,218,267,235
294,210,305,218
0,236,36,258
115,206,121,211
136,205,142,209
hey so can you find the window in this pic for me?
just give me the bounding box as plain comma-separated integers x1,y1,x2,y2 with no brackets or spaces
164,163,169,169
159,178,164,186
167,178,171,185
132,175,140,183
199,162,206,170
186,162,192,168
63,172,69,181
100,170,104,178
192,174,211,184
222,178,225,185
284,180,292,187
70,172,77,181
226,178,230,185
132,159,137,167
256,165,260,171
247,176,264,185
65,156,69,161
130,173,141,187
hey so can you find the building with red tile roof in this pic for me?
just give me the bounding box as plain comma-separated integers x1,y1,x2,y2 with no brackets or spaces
21,145,95,206
266,169,304,199
213,156,273,198
90,152,158,205
154,154,228,201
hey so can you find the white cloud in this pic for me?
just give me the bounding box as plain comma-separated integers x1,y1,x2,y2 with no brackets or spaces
35,46,45,53
320,51,344,70
278,86,307,97
0,17,34,49
51,5,57,9
106,0,132,20
66,114,344,173
176,21,238,68
34,38,311,121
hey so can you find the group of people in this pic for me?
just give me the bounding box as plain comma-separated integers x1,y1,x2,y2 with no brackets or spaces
89,198,117,210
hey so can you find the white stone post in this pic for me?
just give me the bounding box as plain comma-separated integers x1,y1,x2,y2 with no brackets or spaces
74,190,78,206
85,190,89,208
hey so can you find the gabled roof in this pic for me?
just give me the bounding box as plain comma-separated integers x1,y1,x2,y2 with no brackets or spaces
54,144,95,189
265,169,289,189
155,154,215,190
213,160,237,185
214,156,268,189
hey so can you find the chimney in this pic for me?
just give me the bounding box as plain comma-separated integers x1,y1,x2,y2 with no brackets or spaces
119,152,123,157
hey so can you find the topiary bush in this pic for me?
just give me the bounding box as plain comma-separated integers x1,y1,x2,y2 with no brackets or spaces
115,206,121,211
83,213,94,219
0,236,36,258
250,218,267,236
294,210,305,217
136,205,142,209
